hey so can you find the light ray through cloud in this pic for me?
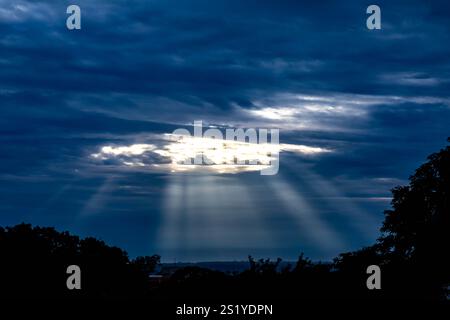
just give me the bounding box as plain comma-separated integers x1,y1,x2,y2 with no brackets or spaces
78,176,116,217
265,177,346,254
283,160,382,242
158,173,274,261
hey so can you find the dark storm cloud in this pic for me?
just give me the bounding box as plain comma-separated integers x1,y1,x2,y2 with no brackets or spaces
2,0,450,113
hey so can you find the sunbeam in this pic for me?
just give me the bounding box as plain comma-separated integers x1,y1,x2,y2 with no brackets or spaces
283,158,382,242
265,177,346,255
78,176,117,217
158,173,275,261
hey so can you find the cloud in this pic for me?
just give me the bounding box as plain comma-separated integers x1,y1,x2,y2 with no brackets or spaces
379,72,445,86
2,0,450,112
89,133,332,174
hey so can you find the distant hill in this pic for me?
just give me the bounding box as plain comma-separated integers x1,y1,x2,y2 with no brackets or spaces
161,260,295,274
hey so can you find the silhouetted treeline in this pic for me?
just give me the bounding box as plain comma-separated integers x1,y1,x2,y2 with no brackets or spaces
0,139,449,299
0,224,160,298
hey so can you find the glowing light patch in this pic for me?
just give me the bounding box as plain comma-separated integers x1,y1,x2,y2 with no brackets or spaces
248,107,298,120
90,135,331,174
91,144,156,159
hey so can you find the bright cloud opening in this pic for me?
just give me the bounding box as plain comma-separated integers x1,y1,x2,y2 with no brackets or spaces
90,134,332,174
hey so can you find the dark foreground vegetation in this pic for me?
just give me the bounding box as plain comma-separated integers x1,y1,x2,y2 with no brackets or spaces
1,139,449,300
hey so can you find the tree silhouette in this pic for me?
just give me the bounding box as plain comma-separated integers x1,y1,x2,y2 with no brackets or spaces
132,255,161,275
0,224,150,298
334,138,450,299
379,139,450,259
377,137,450,298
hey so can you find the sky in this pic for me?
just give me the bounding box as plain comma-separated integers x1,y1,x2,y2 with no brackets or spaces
1,0,449,262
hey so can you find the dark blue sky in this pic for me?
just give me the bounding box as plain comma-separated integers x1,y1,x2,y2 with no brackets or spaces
1,0,449,261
